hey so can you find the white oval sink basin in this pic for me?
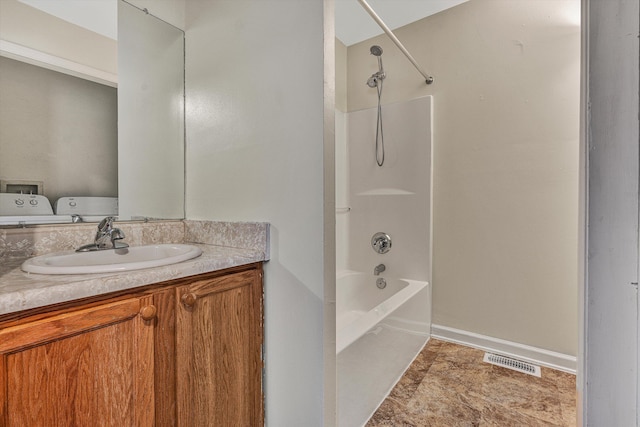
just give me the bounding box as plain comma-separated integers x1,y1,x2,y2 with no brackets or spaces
21,244,203,275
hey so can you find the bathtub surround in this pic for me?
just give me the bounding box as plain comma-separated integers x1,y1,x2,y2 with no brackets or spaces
335,109,349,271
335,94,432,426
345,96,432,282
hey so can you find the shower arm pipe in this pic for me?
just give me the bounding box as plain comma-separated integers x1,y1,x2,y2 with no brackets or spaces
356,0,434,85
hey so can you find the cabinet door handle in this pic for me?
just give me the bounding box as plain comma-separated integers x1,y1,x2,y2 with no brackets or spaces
139,305,157,321
181,292,197,307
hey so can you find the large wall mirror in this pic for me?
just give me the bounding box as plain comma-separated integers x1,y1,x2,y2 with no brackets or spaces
0,0,185,225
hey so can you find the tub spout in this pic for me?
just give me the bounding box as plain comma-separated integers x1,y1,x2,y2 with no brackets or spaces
374,264,386,275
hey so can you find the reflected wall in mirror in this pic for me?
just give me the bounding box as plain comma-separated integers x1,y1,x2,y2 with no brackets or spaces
0,56,118,203
0,0,185,226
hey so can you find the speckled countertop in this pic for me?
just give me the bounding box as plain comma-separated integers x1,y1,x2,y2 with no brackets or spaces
0,220,270,316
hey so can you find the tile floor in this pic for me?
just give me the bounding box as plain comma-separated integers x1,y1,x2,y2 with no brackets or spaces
366,339,576,426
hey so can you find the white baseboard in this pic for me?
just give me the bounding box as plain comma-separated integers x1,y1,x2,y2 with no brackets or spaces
431,324,576,374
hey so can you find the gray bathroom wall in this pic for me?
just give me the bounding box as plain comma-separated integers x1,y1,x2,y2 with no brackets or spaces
184,0,328,424
0,57,117,202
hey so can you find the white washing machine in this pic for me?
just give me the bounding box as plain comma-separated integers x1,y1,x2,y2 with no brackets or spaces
54,197,118,223
0,193,72,225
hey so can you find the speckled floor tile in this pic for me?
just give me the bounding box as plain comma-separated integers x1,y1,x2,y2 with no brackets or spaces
367,339,576,427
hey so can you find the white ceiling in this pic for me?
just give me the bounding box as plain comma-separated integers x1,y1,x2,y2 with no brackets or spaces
18,0,468,46
335,0,469,46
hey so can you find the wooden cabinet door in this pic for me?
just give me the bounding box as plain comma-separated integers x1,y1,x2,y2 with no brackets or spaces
0,296,156,427
176,268,263,427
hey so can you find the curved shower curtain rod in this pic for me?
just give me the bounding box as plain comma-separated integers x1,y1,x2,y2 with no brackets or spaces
356,0,434,85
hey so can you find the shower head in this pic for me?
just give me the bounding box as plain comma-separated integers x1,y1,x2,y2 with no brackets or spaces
367,45,385,87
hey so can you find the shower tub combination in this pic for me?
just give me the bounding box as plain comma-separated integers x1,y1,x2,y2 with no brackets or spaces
335,92,433,426
335,38,433,423
336,270,431,426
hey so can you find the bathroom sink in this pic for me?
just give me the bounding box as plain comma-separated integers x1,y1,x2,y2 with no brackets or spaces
21,244,203,275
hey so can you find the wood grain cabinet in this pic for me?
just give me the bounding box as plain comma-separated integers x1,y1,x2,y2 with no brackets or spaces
176,268,263,426
0,263,263,427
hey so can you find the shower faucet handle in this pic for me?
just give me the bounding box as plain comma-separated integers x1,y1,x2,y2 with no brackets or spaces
371,232,392,254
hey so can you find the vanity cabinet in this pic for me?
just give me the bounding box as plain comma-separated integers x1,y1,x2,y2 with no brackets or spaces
175,269,264,426
0,296,156,426
0,263,263,426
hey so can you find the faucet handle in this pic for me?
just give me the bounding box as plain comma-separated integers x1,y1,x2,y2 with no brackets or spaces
110,228,125,240
110,228,129,249
94,217,120,248
97,216,115,232
371,232,392,254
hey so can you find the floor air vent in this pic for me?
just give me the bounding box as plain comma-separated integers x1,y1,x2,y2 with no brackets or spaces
483,352,541,377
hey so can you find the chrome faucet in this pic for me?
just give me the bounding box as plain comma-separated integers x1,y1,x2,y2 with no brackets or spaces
76,216,129,252
374,263,386,276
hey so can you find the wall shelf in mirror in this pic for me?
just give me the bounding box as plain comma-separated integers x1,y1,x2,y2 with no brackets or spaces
0,40,117,87
356,188,415,196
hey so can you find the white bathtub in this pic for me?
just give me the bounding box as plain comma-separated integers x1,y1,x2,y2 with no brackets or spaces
336,270,428,354
337,270,431,426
